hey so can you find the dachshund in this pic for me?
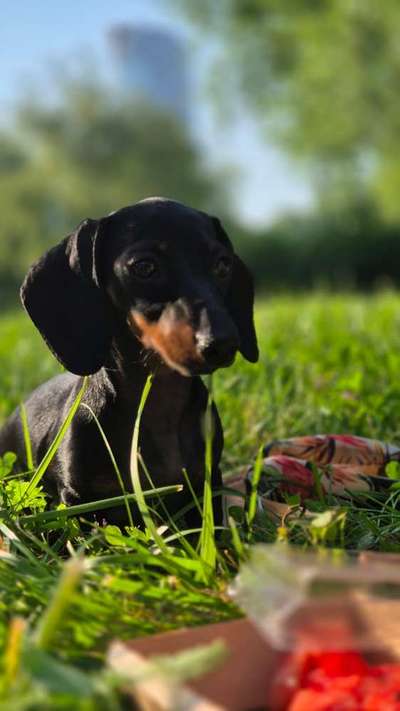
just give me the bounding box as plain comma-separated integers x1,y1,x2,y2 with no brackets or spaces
0,198,258,528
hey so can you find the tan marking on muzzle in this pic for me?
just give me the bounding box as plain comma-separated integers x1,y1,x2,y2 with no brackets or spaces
128,309,203,376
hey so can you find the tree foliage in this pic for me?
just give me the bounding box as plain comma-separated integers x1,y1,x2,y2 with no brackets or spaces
239,199,400,290
0,78,221,299
177,0,400,218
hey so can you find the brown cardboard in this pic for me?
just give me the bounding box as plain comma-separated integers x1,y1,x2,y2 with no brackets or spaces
108,641,225,710
108,604,400,710
108,552,400,709
108,618,281,710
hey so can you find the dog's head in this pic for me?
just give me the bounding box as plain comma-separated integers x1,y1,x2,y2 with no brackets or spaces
21,198,258,376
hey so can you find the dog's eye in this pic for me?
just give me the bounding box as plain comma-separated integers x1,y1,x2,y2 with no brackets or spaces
213,255,232,280
130,259,157,279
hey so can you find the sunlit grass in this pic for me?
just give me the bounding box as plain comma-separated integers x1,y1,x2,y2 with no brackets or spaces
2,292,400,707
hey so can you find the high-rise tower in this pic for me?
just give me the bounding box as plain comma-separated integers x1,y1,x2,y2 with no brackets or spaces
108,24,189,125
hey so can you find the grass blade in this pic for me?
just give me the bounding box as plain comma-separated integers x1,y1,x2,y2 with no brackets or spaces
130,375,169,552
18,486,183,524
20,403,33,471
34,558,87,651
81,403,134,528
229,515,245,559
182,467,203,518
16,377,89,510
2,617,26,692
138,453,202,563
246,444,264,535
198,377,217,577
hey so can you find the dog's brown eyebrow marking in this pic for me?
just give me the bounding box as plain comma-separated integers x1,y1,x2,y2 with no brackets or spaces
128,309,203,376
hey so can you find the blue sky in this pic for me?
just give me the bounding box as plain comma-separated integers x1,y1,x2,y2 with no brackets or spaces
1,0,313,227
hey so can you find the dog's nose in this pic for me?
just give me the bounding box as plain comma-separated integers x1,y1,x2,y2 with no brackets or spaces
200,336,238,367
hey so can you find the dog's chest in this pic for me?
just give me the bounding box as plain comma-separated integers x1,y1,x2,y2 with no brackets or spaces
82,383,207,496
140,406,205,487
136,377,207,488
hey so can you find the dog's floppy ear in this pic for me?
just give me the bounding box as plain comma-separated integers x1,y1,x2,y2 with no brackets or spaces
20,218,113,375
212,217,259,363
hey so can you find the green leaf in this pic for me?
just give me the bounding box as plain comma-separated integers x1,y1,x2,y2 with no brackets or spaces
0,452,17,479
386,461,400,480
311,510,336,529
104,525,129,547
23,648,94,697
5,480,47,513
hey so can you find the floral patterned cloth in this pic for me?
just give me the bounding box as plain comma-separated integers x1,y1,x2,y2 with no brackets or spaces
223,436,400,517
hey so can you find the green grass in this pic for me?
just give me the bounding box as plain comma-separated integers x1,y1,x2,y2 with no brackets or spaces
2,292,400,707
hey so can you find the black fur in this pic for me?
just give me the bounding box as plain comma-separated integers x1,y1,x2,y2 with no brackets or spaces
0,198,258,527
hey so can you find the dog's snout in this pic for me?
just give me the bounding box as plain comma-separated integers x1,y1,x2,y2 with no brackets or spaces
195,304,239,368
200,336,238,368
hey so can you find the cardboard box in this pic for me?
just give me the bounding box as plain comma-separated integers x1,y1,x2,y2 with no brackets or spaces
108,617,281,710
108,553,400,710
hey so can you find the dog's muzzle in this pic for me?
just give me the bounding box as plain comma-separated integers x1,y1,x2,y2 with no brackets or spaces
128,301,239,375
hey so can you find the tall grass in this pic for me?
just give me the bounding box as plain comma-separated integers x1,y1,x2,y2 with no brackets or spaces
16,378,89,511
2,293,400,707
199,380,217,573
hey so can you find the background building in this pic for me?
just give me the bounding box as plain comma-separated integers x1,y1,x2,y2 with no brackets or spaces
108,24,189,125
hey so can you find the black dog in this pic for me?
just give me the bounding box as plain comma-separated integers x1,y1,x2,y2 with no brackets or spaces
0,198,258,527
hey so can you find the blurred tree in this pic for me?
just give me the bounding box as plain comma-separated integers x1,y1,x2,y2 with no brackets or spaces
177,0,400,219
236,198,400,291
0,77,222,301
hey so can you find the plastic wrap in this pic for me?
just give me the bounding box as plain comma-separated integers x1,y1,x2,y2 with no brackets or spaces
231,545,400,656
